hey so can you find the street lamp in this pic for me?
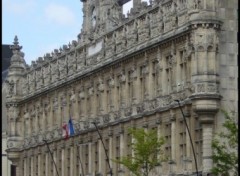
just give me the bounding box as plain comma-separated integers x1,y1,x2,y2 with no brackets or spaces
174,100,199,176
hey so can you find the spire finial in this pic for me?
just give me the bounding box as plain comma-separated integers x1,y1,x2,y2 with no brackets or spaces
10,35,22,51
14,35,19,45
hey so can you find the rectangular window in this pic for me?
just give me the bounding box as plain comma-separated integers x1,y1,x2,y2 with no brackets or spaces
67,149,70,176
95,142,99,173
127,133,132,157
35,156,38,176
164,123,172,159
105,138,109,173
58,150,62,175
85,145,89,174
166,56,172,94
195,117,203,169
29,158,31,176
43,154,46,176
11,164,16,176
179,120,186,169
76,147,80,176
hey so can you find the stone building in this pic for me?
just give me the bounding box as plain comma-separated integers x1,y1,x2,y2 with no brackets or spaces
5,0,238,176
2,44,14,176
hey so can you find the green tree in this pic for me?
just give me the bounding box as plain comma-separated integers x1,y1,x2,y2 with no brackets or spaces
114,128,166,176
211,110,238,176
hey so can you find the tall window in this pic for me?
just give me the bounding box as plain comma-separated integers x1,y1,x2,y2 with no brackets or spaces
127,133,132,157
140,66,145,101
164,123,172,159
106,89,110,112
58,149,62,175
115,136,120,172
29,158,31,176
105,138,110,174
43,154,46,176
180,50,187,90
166,56,172,94
76,147,80,176
152,61,157,97
11,165,16,176
85,145,89,174
35,155,38,176
95,142,99,173
179,120,186,169
50,155,53,176
67,149,70,175
194,117,203,170
128,70,133,105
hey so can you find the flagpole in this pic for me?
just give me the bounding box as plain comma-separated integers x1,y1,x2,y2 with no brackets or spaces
43,139,60,176
91,122,113,176
174,100,199,176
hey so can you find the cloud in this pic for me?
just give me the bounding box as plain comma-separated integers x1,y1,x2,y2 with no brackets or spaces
3,0,36,15
44,3,76,26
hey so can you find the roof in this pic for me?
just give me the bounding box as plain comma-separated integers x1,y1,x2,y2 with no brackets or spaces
2,45,12,71
2,44,12,83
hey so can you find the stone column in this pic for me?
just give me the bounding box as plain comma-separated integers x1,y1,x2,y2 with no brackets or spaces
108,135,113,175
38,154,41,176
119,131,125,174
24,158,27,176
45,153,49,176
88,143,92,175
52,150,57,176
98,139,104,174
193,99,219,176
70,146,76,176
202,122,214,174
170,114,177,173
61,147,66,176
31,156,34,176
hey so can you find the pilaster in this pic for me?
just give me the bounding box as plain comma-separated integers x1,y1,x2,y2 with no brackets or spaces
192,98,219,175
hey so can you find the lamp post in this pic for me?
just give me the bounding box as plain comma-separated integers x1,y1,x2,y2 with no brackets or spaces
174,100,199,176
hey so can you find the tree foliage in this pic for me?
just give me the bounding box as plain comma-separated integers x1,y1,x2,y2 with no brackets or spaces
211,110,238,176
113,128,166,176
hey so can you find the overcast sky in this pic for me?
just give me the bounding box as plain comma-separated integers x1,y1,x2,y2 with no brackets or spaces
3,0,150,65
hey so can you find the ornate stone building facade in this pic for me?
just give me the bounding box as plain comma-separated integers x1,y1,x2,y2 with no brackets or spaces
5,0,238,176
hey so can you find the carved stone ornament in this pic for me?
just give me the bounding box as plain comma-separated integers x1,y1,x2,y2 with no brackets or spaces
108,77,115,88
79,90,85,99
88,87,94,96
119,71,126,83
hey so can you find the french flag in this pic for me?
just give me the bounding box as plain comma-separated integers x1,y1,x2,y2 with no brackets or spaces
68,118,75,136
62,118,75,140
62,122,69,140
